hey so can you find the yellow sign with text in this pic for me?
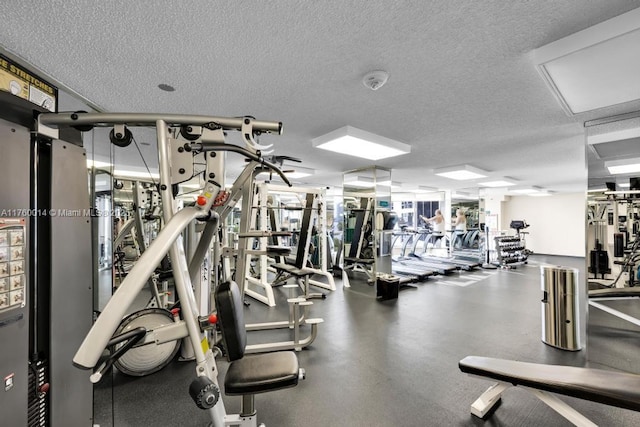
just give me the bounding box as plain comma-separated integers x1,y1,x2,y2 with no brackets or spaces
0,55,57,111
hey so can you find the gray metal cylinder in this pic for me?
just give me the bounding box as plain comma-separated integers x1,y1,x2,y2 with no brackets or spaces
540,265,581,351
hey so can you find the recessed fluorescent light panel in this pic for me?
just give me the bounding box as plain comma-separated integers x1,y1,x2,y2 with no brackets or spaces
434,164,488,180
312,126,411,161
478,178,517,187
533,8,640,115
510,188,541,194
452,192,477,200
378,180,402,188
344,176,375,188
529,190,552,197
413,185,438,193
285,166,315,179
605,158,640,175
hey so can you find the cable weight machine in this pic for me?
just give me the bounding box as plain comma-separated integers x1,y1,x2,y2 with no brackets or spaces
37,111,302,427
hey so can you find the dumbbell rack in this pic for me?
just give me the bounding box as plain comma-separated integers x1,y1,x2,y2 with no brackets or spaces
494,235,528,267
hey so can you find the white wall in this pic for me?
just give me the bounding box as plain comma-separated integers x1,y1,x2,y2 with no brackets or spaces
502,193,585,257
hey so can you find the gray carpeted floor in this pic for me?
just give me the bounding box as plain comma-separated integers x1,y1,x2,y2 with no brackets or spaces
94,254,640,426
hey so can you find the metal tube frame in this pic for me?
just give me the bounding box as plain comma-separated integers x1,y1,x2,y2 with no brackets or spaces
38,112,282,134
39,112,290,427
469,381,599,426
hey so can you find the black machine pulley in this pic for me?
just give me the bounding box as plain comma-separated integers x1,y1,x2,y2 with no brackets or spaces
109,126,133,147
189,375,220,409
70,111,95,132
180,124,201,141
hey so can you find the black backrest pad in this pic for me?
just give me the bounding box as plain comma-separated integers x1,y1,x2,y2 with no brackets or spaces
214,281,246,361
294,193,315,268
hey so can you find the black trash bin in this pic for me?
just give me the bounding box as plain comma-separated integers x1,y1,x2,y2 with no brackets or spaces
377,274,400,301
540,265,581,351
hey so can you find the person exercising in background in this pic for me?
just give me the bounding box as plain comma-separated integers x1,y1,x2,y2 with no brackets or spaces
452,208,467,248
421,209,445,234
421,209,446,247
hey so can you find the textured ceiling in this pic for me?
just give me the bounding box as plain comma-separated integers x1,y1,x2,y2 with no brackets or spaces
2,1,640,194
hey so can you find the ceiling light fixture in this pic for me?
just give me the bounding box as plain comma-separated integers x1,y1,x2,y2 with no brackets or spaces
605,158,640,175
533,7,640,115
434,164,488,180
312,126,411,161
415,185,438,193
284,166,315,179
344,176,375,188
378,180,402,188
529,190,553,197
510,187,542,195
478,178,517,187
452,192,478,200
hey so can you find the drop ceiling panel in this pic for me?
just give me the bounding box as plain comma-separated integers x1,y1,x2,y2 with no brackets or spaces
542,28,640,113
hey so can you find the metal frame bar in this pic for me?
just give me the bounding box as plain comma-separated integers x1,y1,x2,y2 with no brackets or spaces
529,388,598,427
589,300,640,327
113,218,135,249
468,381,599,426
38,112,282,134
73,206,204,369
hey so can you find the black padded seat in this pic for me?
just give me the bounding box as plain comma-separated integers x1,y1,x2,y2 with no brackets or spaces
459,356,640,412
265,245,291,256
225,351,299,395
215,281,301,396
589,287,640,299
271,263,315,277
344,257,375,265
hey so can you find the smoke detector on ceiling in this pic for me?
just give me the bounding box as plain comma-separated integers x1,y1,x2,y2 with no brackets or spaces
362,70,389,91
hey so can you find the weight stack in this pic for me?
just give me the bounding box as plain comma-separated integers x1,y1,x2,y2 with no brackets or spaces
27,359,47,427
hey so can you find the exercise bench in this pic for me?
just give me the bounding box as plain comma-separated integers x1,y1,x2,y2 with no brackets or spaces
459,355,640,426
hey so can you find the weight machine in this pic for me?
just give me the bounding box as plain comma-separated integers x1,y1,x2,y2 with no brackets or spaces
37,111,301,426
228,179,325,354
241,182,335,307
0,88,93,426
